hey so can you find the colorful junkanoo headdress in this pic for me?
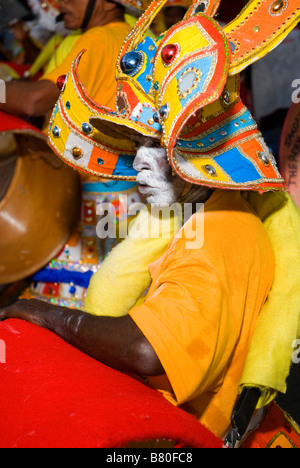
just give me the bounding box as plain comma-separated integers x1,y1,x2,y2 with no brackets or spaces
48,0,300,191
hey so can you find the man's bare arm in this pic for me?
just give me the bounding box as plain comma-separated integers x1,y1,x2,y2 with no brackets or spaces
0,299,164,376
0,79,60,117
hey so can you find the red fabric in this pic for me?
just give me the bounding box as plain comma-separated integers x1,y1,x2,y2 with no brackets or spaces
0,320,223,448
0,62,30,78
241,402,300,448
0,111,43,135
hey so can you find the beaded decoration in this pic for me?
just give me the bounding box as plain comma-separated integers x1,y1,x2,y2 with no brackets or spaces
48,52,137,180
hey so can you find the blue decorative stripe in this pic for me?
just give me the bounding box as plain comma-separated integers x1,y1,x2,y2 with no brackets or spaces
83,180,137,193
136,37,157,94
131,104,162,132
214,147,261,183
113,154,138,176
177,109,256,150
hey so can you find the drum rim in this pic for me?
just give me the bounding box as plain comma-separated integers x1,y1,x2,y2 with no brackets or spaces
0,153,81,284
0,155,21,211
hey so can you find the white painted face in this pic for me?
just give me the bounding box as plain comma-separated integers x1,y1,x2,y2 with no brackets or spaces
133,140,186,207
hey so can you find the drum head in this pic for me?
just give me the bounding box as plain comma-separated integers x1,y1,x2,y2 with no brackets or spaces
0,133,81,284
279,102,300,208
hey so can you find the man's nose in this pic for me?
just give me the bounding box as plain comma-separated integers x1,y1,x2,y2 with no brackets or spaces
133,147,152,171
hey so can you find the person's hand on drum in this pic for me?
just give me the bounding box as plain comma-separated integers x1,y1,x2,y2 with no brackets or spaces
0,299,50,328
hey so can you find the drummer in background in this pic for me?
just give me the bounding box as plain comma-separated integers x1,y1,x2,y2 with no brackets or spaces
0,0,133,121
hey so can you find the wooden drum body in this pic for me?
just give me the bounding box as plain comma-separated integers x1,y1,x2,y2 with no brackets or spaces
0,115,81,284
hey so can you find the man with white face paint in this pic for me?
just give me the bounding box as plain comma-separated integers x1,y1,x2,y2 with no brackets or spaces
133,137,211,208
134,141,186,207
0,128,275,438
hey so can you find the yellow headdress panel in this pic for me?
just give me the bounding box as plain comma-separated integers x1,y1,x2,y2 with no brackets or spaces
152,14,231,148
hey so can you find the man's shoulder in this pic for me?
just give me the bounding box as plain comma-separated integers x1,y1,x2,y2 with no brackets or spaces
168,190,270,260
63,22,129,59
81,21,130,38
203,190,265,229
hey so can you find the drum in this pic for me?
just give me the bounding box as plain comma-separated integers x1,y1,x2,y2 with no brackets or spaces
0,131,81,284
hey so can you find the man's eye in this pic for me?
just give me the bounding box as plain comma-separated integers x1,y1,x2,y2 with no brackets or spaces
151,141,162,148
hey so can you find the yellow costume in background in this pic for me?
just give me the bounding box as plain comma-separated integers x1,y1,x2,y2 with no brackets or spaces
29,31,81,77
30,14,141,79
240,191,300,407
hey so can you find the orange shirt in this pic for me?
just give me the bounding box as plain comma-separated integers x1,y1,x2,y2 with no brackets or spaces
129,190,274,438
41,21,131,109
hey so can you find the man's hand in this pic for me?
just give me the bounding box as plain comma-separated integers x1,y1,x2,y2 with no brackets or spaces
0,299,164,376
0,299,50,328
0,79,60,117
